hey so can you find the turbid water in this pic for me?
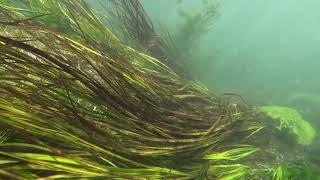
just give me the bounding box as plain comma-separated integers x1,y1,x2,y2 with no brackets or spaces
142,0,320,128
142,0,320,178
143,0,320,100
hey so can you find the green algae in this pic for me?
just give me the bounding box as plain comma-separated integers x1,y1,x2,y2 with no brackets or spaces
260,106,316,145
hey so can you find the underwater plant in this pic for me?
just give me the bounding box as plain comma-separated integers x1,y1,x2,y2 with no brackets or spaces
0,0,268,179
175,1,217,55
0,130,7,144
103,0,219,79
0,0,318,179
97,0,190,78
271,162,320,180
260,106,316,145
167,0,219,79
272,163,289,180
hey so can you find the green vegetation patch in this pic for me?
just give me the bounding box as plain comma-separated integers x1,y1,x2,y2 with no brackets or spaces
260,106,316,145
